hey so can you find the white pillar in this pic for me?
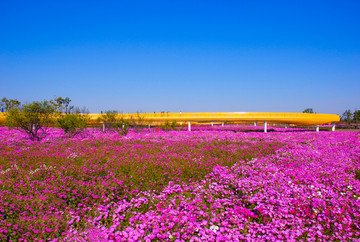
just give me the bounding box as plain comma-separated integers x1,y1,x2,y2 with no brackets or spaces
102,121,105,132
211,122,214,127
264,121,267,133
332,122,336,131
254,122,258,127
316,125,319,132
188,121,191,131
222,122,224,127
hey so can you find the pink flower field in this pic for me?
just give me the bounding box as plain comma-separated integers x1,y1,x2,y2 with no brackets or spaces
0,127,359,241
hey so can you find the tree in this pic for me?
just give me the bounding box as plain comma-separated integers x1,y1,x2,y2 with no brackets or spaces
354,110,360,124
98,110,130,135
51,96,74,114
2,98,57,140
53,97,89,137
1,97,21,111
56,107,89,137
342,109,353,125
161,120,178,131
130,112,147,132
303,108,314,114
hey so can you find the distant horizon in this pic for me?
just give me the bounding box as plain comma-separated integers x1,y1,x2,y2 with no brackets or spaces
1,1,359,115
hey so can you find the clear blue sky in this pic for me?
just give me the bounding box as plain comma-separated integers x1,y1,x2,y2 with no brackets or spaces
1,0,359,115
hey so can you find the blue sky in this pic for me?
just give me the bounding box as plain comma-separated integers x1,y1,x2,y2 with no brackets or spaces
1,1,359,115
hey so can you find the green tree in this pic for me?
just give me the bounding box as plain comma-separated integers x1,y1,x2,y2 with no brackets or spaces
161,120,178,131
114,117,130,136
98,110,130,135
342,109,353,126
354,110,360,124
303,108,314,113
56,107,89,137
1,97,21,111
51,96,74,114
130,112,147,132
2,98,57,140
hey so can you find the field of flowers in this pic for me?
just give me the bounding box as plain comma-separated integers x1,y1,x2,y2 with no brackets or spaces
0,126,359,241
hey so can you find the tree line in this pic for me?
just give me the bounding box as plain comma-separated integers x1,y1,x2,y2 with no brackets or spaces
0,97,135,140
341,109,360,126
302,107,360,127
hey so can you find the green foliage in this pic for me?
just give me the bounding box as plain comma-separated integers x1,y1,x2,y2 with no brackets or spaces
353,110,360,123
98,110,130,135
161,120,178,131
303,108,314,114
3,98,57,140
99,110,118,129
130,112,147,132
56,109,89,137
342,109,353,124
51,96,73,114
114,118,131,136
1,97,21,111
341,109,360,126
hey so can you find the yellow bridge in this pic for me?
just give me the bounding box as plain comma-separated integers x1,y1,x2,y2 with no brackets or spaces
0,112,340,132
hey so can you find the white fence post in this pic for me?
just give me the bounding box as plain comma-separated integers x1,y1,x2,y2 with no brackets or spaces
254,122,257,127
188,121,191,131
264,121,267,133
316,125,319,132
222,122,224,127
332,122,336,131
211,122,214,127
102,121,105,132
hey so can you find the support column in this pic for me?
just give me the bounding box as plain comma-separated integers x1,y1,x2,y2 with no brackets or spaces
264,121,267,133
254,122,258,127
316,125,319,132
222,122,224,127
188,121,191,131
332,122,336,131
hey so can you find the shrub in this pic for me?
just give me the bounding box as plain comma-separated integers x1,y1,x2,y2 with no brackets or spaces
98,110,130,135
129,112,147,132
303,108,314,113
56,109,89,137
161,120,178,131
1,98,57,140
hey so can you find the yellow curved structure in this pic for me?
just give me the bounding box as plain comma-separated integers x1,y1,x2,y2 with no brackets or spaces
88,112,339,125
0,113,5,124
0,112,340,126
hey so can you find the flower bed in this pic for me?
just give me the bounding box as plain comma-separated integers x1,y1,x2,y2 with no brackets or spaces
0,127,359,241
